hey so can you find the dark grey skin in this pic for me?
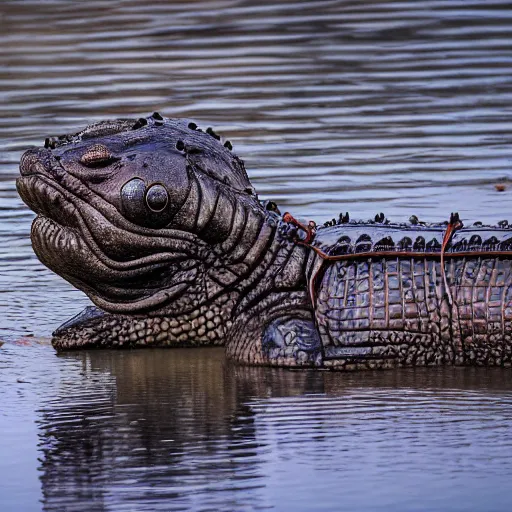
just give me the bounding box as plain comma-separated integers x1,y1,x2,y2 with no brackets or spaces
17,114,512,369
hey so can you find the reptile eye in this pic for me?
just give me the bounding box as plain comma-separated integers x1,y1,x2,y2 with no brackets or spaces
120,178,146,220
80,144,118,167
145,184,168,212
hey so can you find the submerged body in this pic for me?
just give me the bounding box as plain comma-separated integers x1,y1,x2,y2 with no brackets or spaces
17,114,512,369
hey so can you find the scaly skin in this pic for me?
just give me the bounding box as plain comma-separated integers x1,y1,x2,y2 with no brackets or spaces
297,220,512,369
312,256,512,369
16,114,512,369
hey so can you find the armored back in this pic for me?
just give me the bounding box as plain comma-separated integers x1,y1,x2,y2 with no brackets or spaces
306,222,512,369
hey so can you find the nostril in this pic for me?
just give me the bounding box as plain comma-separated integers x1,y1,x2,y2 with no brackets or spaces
20,150,33,171
20,149,48,176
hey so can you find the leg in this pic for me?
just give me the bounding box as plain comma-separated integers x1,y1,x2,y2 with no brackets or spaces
226,311,323,367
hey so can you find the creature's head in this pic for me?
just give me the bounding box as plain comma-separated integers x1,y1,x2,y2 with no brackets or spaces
17,114,278,316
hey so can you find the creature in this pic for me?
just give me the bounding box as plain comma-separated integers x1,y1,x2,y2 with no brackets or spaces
17,114,512,369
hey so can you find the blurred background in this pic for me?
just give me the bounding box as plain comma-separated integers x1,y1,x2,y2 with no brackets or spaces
1,2,512,511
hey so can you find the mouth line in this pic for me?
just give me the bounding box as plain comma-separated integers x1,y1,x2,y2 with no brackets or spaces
20,172,198,274
31,216,191,313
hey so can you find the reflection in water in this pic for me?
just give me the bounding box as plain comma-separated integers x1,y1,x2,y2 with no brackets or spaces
37,348,318,511
37,348,512,511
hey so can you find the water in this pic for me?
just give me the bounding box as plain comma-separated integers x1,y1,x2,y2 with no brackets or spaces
1,0,512,510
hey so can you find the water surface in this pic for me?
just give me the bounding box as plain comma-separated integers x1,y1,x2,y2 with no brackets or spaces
1,1,512,510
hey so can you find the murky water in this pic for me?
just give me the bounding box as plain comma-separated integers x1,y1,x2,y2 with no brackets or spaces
1,1,512,510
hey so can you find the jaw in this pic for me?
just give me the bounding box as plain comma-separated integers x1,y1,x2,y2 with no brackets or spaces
17,161,207,315
30,215,194,314
50,302,231,351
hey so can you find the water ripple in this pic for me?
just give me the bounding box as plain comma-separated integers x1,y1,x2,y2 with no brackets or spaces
2,1,512,509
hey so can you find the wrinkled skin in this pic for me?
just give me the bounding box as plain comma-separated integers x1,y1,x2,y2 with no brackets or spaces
17,114,512,369
17,115,318,367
